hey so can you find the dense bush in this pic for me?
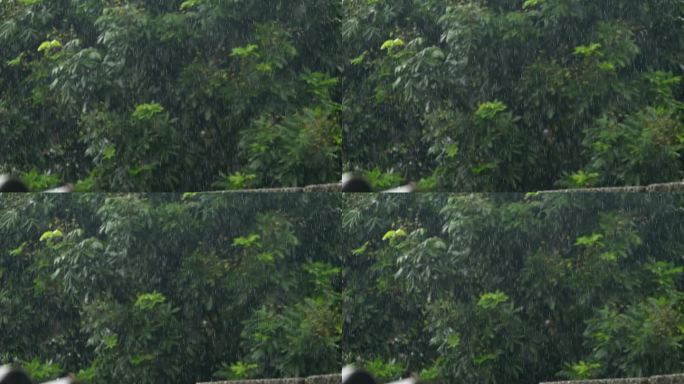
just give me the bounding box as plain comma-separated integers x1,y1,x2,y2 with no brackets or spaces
343,193,684,383
0,194,342,383
3,1,684,191
342,0,684,191
0,0,342,191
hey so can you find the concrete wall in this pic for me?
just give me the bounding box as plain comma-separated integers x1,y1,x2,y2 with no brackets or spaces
541,373,684,384
219,180,684,194
197,374,341,384
221,183,342,193
199,372,684,384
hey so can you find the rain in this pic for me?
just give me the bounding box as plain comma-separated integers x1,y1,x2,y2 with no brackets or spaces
1,1,683,384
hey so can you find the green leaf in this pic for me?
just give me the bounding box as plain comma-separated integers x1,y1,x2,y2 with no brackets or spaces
365,358,405,381
256,62,273,73
352,241,369,255
182,192,198,200
382,228,407,241
74,175,96,192
522,0,544,9
568,170,600,187
232,234,261,248
444,143,459,158
130,354,156,366
37,40,62,54
225,362,258,380
230,44,259,58
472,162,497,175
6,52,26,67
574,43,602,58
179,0,201,10
599,251,617,262
39,229,63,242
22,358,61,381
132,103,164,120
380,38,405,51
350,51,368,65
475,101,507,120
21,168,61,190
598,62,616,72
477,290,509,309
134,291,166,310
257,252,274,262
575,233,603,247
104,334,118,349
568,361,602,379
447,333,461,348
9,242,27,257
473,353,498,365
103,144,116,160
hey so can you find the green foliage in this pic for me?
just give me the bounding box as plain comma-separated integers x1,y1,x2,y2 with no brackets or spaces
580,71,684,186
213,361,259,380
75,365,97,382
522,0,544,9
365,358,405,382
342,0,684,190
38,229,63,242
5,0,683,191
474,101,508,120
382,228,406,242
232,234,261,248
231,44,260,58
238,70,341,187
380,38,405,55
584,295,684,378
179,0,202,11
418,364,441,381
343,193,684,384
0,194,342,383
363,168,405,191
574,43,602,58
212,172,258,190
565,170,600,188
22,358,62,381
132,103,164,121
559,361,602,380
133,291,166,311
575,233,603,247
21,169,62,191
0,0,342,191
37,40,62,55
477,290,509,309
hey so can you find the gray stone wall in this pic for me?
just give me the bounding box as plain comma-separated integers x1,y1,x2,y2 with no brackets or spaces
220,183,342,193
197,374,340,384
218,180,684,194
541,373,684,384
200,373,684,384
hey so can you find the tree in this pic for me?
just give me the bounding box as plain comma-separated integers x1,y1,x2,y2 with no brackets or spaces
0,193,343,383
343,193,684,383
342,0,684,191
0,0,342,191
